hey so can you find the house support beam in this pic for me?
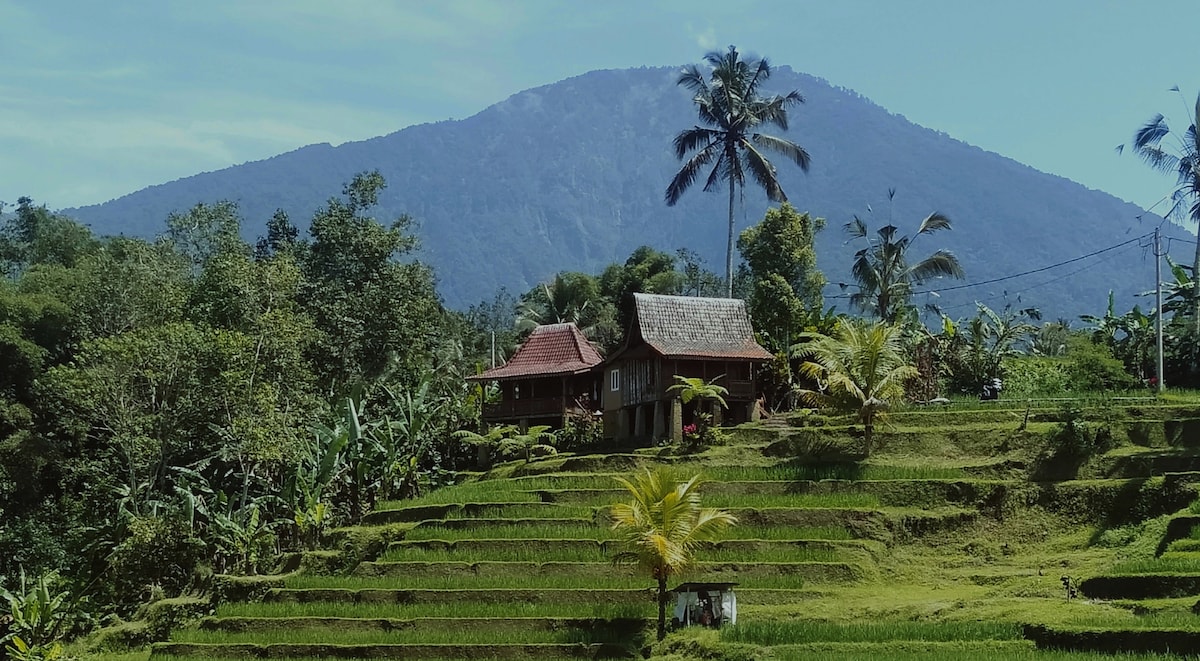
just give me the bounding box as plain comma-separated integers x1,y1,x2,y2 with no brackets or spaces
670,398,683,444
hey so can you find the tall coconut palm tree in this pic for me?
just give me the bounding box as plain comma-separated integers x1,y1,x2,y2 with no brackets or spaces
610,468,736,641
666,45,811,298
1123,88,1200,332
793,319,917,456
844,193,965,323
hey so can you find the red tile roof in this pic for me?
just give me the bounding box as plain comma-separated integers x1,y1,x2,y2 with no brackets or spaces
468,323,603,381
629,293,773,360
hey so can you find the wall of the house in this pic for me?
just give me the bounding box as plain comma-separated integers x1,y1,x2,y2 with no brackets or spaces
484,372,601,429
603,354,760,442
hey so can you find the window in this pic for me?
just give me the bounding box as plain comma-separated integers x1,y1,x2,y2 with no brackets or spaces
610,369,620,392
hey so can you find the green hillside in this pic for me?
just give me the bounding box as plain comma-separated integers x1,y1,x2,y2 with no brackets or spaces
80,398,1200,660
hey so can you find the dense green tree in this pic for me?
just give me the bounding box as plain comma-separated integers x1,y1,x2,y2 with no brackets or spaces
666,45,811,297
301,171,441,393
675,248,724,297
1124,88,1200,331
737,203,825,352
0,197,99,273
600,246,683,343
167,201,246,269
844,192,965,323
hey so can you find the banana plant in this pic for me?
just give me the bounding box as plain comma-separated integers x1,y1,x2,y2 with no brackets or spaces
285,411,350,550
208,493,282,575
6,635,64,661
0,571,70,653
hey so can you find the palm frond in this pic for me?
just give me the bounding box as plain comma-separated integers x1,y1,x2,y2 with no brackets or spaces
666,143,721,205
844,216,869,239
915,212,953,234
1134,114,1170,150
675,65,710,95
907,250,965,283
673,127,721,159
741,141,785,202
752,133,811,171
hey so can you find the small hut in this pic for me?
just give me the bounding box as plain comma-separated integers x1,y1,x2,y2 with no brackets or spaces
671,582,737,627
466,323,603,430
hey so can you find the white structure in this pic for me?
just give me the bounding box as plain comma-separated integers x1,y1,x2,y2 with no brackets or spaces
672,582,737,627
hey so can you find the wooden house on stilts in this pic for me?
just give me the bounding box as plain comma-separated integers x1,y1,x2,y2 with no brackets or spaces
602,294,773,444
467,323,603,430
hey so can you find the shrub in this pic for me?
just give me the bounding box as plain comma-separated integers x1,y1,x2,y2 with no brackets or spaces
556,413,603,452
107,516,205,606
1064,336,1140,392
1000,356,1069,397
1032,404,1117,480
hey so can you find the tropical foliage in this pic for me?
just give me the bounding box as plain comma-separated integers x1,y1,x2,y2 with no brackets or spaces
609,469,737,640
843,190,965,323
667,45,811,297
1123,88,1200,330
793,319,918,455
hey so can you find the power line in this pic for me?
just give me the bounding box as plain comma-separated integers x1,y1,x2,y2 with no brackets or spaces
925,241,1143,315
828,233,1153,300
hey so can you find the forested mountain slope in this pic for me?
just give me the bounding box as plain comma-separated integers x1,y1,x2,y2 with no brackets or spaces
65,66,1189,317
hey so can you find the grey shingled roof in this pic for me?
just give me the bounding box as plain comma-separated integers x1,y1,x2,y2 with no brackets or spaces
632,294,773,360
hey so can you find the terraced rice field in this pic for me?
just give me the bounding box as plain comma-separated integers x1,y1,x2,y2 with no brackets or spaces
148,404,1200,659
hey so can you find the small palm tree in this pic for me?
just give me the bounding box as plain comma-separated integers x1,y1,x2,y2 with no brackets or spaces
453,424,518,468
844,191,965,323
667,45,811,297
610,468,737,641
793,319,917,455
1122,88,1200,331
499,424,556,463
667,375,729,446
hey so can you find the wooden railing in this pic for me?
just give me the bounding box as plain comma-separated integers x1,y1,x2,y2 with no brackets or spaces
483,397,564,420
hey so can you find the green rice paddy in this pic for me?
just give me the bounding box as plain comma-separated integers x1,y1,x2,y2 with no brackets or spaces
722,620,1023,645
214,601,652,619
169,626,629,645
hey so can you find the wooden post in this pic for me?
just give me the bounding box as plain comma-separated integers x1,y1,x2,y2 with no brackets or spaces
670,398,683,443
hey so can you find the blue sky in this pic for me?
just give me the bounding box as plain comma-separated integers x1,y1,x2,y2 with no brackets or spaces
4,0,1199,218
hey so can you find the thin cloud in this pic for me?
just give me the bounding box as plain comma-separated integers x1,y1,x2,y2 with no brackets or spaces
687,23,717,51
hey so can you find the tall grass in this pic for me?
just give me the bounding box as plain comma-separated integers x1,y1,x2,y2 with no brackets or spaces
403,523,614,541
215,601,652,619
284,574,641,590
378,545,847,564
718,525,852,541
703,493,881,509
722,620,1022,645
767,644,1192,661
699,465,964,481
283,572,809,591
170,626,629,645
379,546,611,563
1109,555,1200,575
440,504,596,519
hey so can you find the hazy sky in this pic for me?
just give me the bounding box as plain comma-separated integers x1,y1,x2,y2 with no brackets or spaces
4,0,1199,218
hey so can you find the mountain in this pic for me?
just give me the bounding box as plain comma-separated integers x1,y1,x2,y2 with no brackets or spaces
65,66,1190,319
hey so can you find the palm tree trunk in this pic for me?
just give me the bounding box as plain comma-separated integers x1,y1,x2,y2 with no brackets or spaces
726,176,735,299
657,575,668,641
863,412,873,458
1192,237,1200,335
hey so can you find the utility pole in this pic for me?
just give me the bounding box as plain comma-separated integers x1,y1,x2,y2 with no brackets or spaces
1155,227,1165,393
